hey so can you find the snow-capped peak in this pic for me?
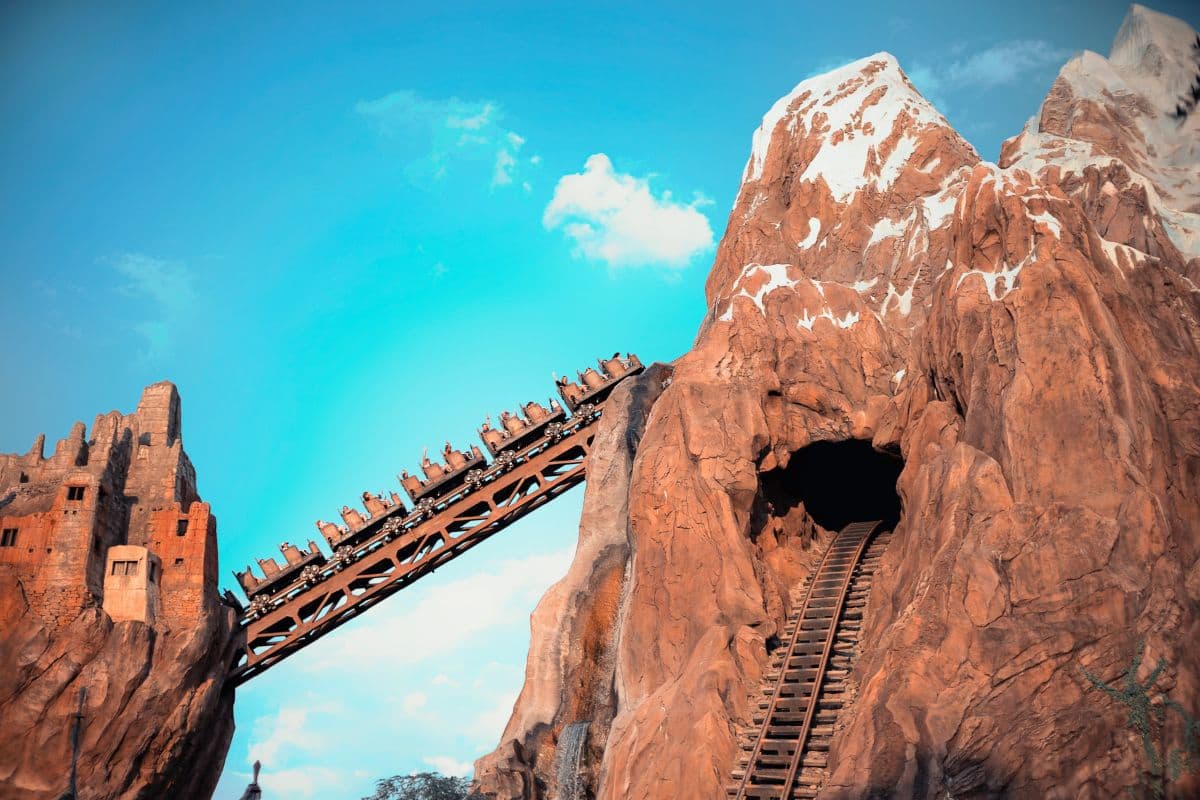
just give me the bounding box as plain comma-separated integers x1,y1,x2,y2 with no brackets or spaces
1002,4,1199,260
740,52,957,203
1111,3,1200,106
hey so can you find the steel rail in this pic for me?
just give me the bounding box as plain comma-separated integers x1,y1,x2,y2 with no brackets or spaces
777,522,876,799
731,520,881,800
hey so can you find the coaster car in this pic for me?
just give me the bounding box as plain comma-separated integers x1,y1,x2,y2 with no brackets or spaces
399,442,486,502
556,352,644,412
234,539,326,599
363,490,405,518
317,491,407,550
478,399,566,457
339,505,366,530
316,519,351,550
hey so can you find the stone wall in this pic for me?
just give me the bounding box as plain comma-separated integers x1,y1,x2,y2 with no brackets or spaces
149,501,218,621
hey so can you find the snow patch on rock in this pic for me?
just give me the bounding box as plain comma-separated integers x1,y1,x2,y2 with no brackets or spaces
921,186,960,229
741,52,959,202
1029,209,1063,239
867,212,914,249
1159,205,1200,259
957,255,1031,301
881,279,917,316
720,263,798,321
798,307,861,331
798,217,822,249
1099,237,1150,276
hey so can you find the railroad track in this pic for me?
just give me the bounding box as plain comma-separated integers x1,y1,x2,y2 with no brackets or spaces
729,520,891,800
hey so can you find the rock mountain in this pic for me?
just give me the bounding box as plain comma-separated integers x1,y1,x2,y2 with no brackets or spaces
474,5,1200,799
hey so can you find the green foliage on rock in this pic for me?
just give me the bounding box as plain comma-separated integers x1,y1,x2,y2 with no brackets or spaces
1080,640,1199,799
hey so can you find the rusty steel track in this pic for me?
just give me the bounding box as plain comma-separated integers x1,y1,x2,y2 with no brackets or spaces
729,520,890,800
228,410,600,686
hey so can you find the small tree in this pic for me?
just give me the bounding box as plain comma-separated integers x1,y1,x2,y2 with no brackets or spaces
362,772,473,800
1080,640,1199,799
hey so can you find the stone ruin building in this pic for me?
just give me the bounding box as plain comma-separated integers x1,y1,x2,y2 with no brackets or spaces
0,381,221,629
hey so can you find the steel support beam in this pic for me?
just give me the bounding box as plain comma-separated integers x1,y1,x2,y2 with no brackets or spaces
228,411,599,687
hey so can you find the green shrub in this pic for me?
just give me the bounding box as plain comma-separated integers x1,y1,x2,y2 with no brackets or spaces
1080,640,1199,799
362,772,477,800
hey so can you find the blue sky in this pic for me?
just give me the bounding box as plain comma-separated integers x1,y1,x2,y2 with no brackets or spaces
2,2,1196,797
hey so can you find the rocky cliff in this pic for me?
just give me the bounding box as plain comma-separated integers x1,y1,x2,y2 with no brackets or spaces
475,5,1200,799
0,384,238,800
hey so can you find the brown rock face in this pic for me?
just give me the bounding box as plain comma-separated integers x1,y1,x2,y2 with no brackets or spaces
476,364,675,800
0,384,238,800
476,8,1200,800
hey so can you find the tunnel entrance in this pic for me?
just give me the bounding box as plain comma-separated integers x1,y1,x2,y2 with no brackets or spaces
760,439,903,532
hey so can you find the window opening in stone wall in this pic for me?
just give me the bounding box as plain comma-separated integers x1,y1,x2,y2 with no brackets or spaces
67,486,86,501
177,519,188,536
174,557,185,566
149,562,157,582
1,528,17,547
111,560,138,576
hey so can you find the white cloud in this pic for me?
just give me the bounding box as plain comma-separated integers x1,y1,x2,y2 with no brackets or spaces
469,687,520,748
543,154,714,269
945,40,1069,87
257,766,347,798
909,40,1070,107
492,131,529,187
401,691,428,715
131,321,170,357
423,755,474,778
448,103,495,131
355,89,530,189
470,659,523,689
113,253,196,309
111,253,196,360
248,704,341,765
242,703,361,797
493,148,518,187
459,661,526,746
301,548,574,675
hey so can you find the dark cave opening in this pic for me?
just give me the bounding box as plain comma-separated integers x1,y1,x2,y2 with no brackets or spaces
760,439,904,532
